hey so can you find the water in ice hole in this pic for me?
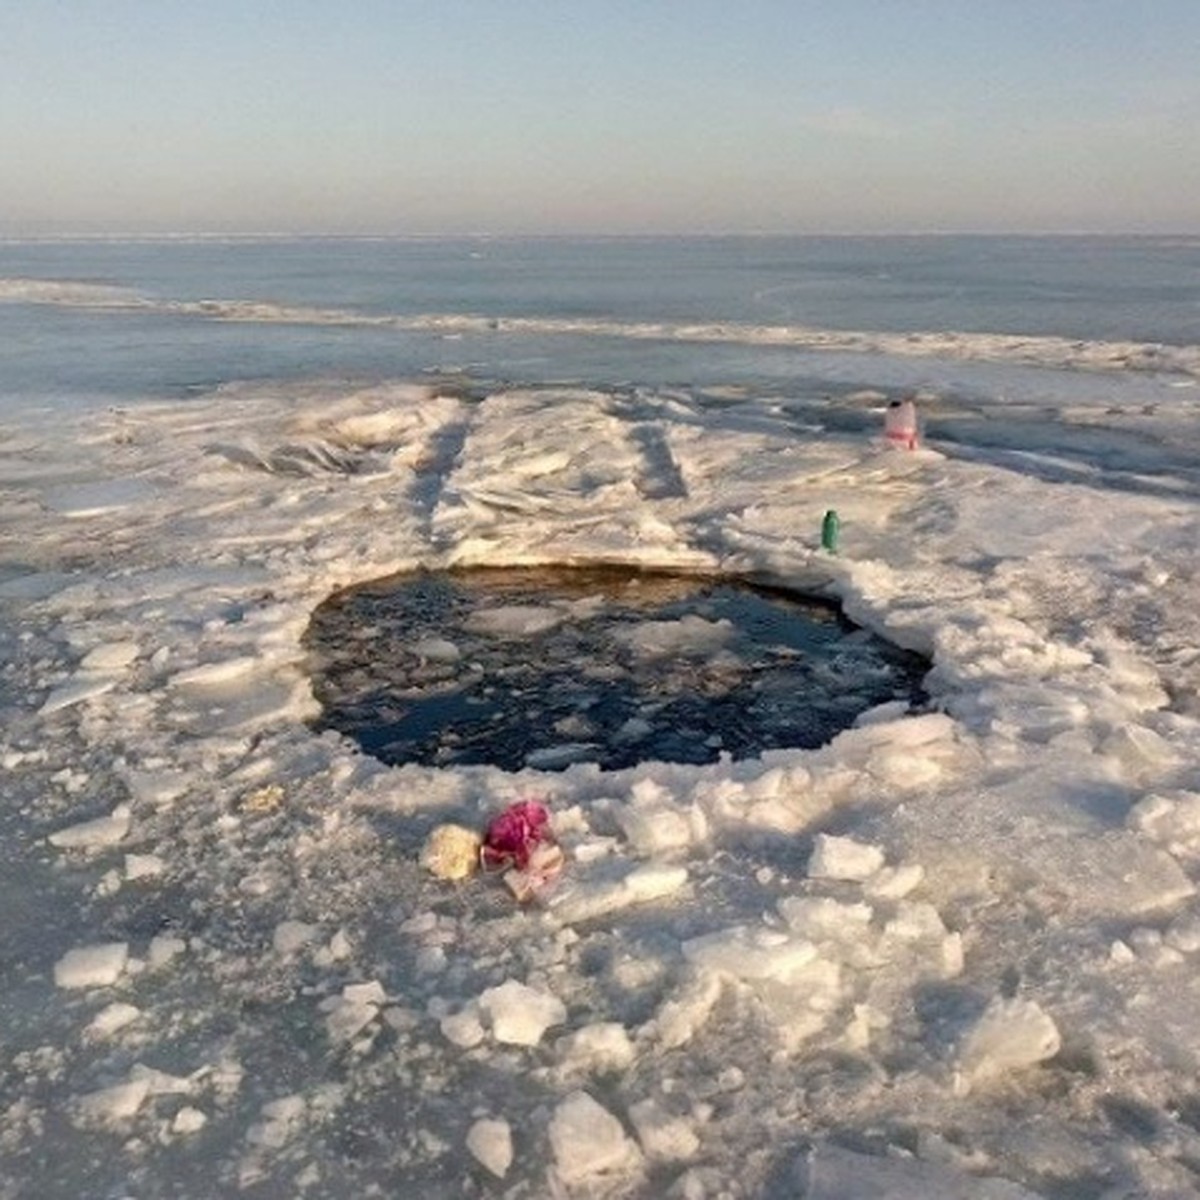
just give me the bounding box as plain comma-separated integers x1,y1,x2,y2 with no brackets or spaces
303,565,930,772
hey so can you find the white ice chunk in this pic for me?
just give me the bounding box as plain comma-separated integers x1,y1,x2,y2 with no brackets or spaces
48,805,131,850
548,864,688,924
954,997,1061,1092
478,980,566,1046
172,1106,208,1135
557,1022,636,1075
807,833,886,882
683,926,816,982
628,1098,699,1163
342,980,387,1007
864,863,926,900
466,1117,513,1179
54,942,129,989
440,1005,486,1049
412,636,461,662
548,1091,642,1186
39,675,117,714
464,604,564,636
79,641,139,672
615,614,733,657
74,1078,150,1126
86,1002,142,1038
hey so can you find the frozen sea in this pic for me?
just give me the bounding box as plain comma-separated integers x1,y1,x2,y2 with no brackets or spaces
2,235,1200,1198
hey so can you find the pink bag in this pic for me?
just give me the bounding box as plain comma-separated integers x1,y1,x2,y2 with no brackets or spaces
481,800,564,900
481,800,552,870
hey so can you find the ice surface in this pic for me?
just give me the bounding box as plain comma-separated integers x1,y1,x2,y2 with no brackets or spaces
6,372,1200,1196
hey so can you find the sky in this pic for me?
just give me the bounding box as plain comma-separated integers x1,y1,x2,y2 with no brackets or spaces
3,0,1199,236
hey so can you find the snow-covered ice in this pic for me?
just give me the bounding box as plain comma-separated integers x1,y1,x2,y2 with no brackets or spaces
4,370,1200,1197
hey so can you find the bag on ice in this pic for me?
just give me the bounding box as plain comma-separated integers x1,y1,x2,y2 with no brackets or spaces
481,799,564,901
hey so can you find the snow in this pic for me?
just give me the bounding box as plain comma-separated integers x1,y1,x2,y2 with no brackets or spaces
5,375,1200,1196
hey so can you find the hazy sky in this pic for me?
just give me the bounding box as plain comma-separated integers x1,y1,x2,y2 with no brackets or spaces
4,1,1198,235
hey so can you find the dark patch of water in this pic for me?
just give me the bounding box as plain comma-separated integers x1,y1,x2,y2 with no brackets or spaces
303,566,929,772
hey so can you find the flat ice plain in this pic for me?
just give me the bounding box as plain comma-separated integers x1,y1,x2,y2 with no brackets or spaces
4,374,1200,1198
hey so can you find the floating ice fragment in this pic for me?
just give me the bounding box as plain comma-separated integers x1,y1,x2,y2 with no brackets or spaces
54,942,129,989
148,934,186,969
614,800,707,856
864,862,925,900
645,970,723,1050
548,1091,642,1186
412,636,461,662
48,805,131,850
466,1117,513,1179
125,852,166,880
547,863,687,923
478,980,566,1046
807,833,885,882
954,997,1061,1093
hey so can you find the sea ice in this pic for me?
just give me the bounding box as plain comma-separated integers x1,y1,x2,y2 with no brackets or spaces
555,1021,636,1075
806,833,886,882
548,1091,643,1186
954,997,1062,1093
478,980,566,1046
466,1117,513,1179
47,804,131,850
54,943,129,989
74,1078,151,1126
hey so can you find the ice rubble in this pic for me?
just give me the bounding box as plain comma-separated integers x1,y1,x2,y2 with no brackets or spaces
3,380,1200,1196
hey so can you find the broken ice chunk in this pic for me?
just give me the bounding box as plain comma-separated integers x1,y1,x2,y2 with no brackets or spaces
954,997,1061,1093
807,833,885,882
548,1091,642,1185
466,1117,513,1179
478,980,566,1046
54,942,129,989
628,1098,699,1163
48,805,131,850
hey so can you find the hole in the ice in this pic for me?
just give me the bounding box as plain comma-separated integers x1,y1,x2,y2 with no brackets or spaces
302,565,930,772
